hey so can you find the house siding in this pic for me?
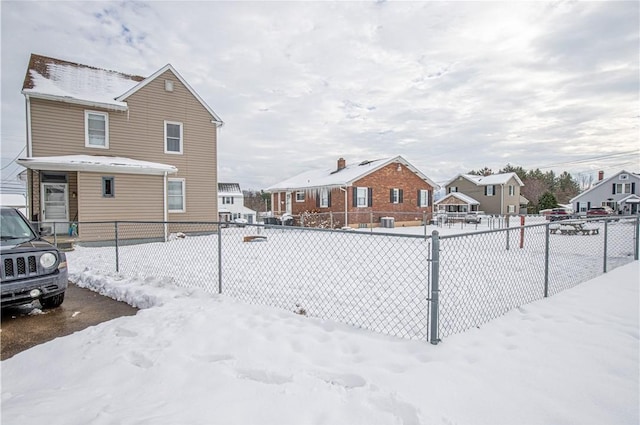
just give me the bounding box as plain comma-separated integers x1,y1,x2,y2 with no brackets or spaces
28,69,218,222
446,175,521,215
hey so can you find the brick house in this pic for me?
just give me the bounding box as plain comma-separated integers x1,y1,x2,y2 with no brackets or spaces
16,54,223,236
265,156,438,228
439,173,526,215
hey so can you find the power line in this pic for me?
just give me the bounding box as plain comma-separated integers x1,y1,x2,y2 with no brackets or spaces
0,147,26,170
534,151,638,170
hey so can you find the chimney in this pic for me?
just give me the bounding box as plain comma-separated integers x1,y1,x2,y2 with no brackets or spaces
337,157,346,171
598,171,604,181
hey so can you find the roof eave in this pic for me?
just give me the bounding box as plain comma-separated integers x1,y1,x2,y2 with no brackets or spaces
22,91,129,112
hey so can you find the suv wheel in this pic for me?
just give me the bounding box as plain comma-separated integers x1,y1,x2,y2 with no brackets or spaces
40,292,65,309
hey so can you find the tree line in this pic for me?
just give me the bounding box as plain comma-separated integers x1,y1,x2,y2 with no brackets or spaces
468,165,581,213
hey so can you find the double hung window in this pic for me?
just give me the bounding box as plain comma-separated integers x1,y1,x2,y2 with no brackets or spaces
168,178,185,212
165,121,183,154
85,111,109,148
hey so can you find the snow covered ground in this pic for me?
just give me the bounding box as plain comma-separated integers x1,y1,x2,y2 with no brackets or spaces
54,216,637,342
2,258,638,424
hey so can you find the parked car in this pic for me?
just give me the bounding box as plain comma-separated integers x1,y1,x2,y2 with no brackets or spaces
430,212,448,224
464,211,483,224
233,217,248,227
586,206,614,218
544,208,573,222
0,206,68,308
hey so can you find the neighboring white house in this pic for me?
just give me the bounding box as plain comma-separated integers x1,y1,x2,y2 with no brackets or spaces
570,170,640,215
217,183,257,224
0,193,28,216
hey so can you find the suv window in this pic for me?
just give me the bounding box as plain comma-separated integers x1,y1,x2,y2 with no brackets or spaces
1,208,37,245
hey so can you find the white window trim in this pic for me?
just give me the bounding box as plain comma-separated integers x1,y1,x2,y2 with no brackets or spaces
85,110,109,149
320,188,329,208
296,191,305,202
168,178,186,213
486,185,495,196
164,121,184,154
392,188,400,204
420,190,429,207
356,187,367,208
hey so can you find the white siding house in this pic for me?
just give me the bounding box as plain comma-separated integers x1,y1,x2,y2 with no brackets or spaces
217,183,257,224
570,170,640,215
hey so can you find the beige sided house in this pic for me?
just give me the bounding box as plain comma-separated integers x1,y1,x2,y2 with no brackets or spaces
439,173,526,215
17,54,223,239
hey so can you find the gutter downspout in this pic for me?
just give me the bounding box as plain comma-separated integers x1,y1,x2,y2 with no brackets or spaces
25,94,33,219
340,187,348,228
163,171,168,242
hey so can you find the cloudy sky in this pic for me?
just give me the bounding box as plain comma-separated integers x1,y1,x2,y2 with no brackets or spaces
1,1,638,192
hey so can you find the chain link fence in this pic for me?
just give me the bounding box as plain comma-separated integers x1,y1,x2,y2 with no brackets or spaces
40,215,639,343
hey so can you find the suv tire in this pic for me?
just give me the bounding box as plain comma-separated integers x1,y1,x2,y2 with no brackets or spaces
40,292,65,309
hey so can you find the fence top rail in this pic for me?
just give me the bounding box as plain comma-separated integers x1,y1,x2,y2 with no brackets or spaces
437,221,554,240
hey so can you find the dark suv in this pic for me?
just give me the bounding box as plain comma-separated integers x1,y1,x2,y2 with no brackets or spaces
1,206,68,308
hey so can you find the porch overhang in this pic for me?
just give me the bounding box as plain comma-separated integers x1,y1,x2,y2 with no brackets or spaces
17,155,178,176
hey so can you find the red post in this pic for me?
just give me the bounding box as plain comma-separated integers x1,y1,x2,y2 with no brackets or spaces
520,215,525,249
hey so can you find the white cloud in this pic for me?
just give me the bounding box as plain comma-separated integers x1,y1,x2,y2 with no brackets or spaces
1,1,638,190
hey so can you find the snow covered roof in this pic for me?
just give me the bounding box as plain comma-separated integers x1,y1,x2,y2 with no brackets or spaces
21,54,223,125
218,183,242,196
266,156,439,192
434,192,480,205
619,194,640,204
16,155,178,176
22,54,144,110
445,172,524,187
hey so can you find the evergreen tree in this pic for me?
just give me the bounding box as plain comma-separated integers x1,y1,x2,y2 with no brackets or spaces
538,191,558,211
468,166,493,176
499,164,527,181
555,172,580,203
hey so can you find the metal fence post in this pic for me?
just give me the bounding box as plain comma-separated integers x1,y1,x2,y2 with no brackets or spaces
505,215,510,250
53,222,58,247
429,230,440,345
217,223,223,294
603,219,608,273
635,215,639,261
544,222,550,298
114,221,119,273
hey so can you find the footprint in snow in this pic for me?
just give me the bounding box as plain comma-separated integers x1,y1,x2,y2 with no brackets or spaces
192,353,234,363
115,327,138,338
316,372,366,389
236,368,293,385
125,351,154,369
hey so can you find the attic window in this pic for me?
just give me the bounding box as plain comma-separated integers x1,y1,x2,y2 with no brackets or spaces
619,174,629,181
165,80,174,92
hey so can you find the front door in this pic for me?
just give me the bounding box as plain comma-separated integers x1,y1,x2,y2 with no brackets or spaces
41,183,69,235
285,192,292,215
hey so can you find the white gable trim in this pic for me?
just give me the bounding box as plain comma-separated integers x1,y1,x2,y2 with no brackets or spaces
434,192,480,205
116,64,224,126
